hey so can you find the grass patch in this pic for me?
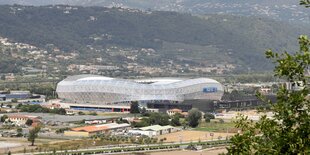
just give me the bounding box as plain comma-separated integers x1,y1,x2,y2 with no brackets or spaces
194,121,237,132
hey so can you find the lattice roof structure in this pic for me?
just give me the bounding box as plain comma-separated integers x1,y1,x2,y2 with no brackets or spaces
56,75,224,104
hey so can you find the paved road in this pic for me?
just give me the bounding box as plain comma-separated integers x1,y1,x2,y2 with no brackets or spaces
16,139,228,155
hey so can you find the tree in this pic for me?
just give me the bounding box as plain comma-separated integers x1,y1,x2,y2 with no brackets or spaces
205,117,211,123
130,101,140,114
78,111,85,115
11,98,18,103
148,112,170,126
170,113,181,126
16,103,22,109
141,107,147,115
17,127,23,137
226,35,310,154
187,108,202,128
204,113,215,119
57,108,66,115
25,119,33,126
204,113,215,123
0,75,5,81
28,126,41,146
0,115,8,122
219,119,224,124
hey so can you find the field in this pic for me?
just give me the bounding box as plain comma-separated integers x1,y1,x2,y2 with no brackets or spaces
156,130,235,143
0,137,37,154
194,120,237,133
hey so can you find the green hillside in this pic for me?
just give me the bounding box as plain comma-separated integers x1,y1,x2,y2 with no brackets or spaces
0,5,308,72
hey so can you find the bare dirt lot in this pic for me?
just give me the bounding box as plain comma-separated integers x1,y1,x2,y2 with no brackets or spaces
156,130,235,142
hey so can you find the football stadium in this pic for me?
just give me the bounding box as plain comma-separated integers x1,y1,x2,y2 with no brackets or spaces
56,75,224,112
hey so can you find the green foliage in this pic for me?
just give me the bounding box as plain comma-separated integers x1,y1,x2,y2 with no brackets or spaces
170,113,181,126
222,90,243,101
55,127,70,134
29,84,56,100
11,98,18,103
130,101,140,114
227,35,310,154
300,0,310,7
78,111,85,115
148,112,170,126
131,118,150,128
116,118,128,124
187,108,202,128
204,113,215,119
204,113,215,123
51,108,66,115
0,114,8,122
28,126,41,146
89,112,97,116
218,119,224,124
16,103,22,109
25,119,33,126
0,5,308,72
194,121,235,132
18,104,66,115
140,107,147,115
204,117,211,123
16,127,23,137
131,112,171,127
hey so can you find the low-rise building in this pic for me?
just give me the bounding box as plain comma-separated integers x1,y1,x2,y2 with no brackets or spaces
44,103,61,109
6,114,41,126
1,91,31,99
167,108,182,116
64,123,130,137
128,125,179,137
146,108,159,113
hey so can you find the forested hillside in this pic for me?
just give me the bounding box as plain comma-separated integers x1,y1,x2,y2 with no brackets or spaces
0,5,309,73
0,0,308,24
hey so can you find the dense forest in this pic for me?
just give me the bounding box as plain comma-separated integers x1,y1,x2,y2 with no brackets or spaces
0,5,309,71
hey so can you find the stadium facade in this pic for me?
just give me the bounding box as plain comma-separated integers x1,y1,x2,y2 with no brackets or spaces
56,75,224,106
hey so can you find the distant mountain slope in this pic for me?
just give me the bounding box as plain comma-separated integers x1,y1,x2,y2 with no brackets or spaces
0,5,308,72
0,0,309,24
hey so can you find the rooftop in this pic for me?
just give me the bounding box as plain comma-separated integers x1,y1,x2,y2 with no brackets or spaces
139,125,175,131
71,123,130,133
8,115,39,119
168,108,182,112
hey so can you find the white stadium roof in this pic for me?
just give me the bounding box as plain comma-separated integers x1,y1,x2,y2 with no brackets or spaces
56,75,224,104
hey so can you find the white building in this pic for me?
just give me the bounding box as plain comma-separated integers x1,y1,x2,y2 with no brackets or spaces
56,75,224,105
128,125,180,137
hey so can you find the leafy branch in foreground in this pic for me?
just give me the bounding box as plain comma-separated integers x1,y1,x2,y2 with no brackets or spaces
300,0,310,7
226,35,310,154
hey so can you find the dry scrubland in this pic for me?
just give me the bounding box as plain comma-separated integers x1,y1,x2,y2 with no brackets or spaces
157,130,235,143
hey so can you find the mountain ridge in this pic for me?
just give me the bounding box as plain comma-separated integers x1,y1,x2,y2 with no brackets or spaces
0,0,309,24
0,5,309,74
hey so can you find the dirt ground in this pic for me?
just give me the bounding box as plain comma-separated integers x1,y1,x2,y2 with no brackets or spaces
156,130,235,143
0,137,63,154
150,147,227,155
